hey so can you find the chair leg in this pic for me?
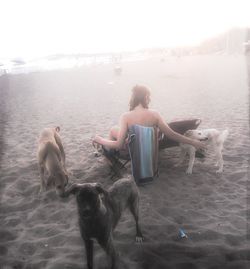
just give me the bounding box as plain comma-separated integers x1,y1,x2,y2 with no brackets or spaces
99,146,130,179
110,159,130,180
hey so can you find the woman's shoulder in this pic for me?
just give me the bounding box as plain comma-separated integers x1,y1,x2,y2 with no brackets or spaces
119,112,131,123
148,108,161,116
122,108,160,118
120,111,131,118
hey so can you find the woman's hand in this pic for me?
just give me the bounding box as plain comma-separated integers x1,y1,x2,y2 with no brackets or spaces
93,135,104,145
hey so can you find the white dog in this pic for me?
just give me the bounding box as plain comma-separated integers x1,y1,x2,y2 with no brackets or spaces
176,129,229,174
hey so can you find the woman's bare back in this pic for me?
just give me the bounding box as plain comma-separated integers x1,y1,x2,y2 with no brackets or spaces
124,107,159,128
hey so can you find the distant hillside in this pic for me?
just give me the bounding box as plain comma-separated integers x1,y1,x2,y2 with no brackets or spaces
136,28,250,57
194,27,249,54
34,28,250,63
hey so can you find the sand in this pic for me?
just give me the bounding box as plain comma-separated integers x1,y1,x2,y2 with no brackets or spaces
0,54,249,269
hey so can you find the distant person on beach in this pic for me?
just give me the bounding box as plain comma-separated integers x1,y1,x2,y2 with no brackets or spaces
93,84,206,151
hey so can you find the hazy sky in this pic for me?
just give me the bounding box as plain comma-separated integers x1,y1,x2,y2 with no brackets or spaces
0,0,249,59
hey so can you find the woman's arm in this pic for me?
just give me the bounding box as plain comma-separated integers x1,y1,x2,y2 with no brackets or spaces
156,112,206,150
93,114,128,149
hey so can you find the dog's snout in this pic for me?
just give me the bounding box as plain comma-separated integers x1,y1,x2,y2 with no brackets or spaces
81,206,92,218
83,208,91,214
200,137,208,141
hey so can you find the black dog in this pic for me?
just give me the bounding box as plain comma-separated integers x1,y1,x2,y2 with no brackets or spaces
63,177,143,269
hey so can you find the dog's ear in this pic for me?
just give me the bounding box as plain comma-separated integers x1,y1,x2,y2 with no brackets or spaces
62,183,82,197
95,183,105,193
184,130,193,137
95,183,108,196
93,183,108,214
55,126,60,132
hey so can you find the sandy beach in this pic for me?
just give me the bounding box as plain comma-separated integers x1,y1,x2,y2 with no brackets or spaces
0,54,249,269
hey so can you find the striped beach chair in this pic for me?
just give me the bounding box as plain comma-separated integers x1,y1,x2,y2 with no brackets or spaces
96,118,202,182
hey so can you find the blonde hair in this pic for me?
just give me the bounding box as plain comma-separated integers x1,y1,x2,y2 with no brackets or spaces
129,85,151,111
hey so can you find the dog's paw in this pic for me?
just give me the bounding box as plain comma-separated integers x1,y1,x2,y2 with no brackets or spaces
135,236,143,244
186,169,193,175
38,188,43,195
39,185,46,193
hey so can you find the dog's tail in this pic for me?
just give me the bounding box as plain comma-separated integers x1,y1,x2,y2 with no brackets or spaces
220,129,229,143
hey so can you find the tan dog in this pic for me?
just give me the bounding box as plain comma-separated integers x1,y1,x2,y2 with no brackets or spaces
37,127,68,196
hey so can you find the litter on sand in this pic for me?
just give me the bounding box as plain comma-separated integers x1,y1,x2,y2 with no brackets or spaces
179,228,188,238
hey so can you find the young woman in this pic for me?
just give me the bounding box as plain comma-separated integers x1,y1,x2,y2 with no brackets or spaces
93,84,205,151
